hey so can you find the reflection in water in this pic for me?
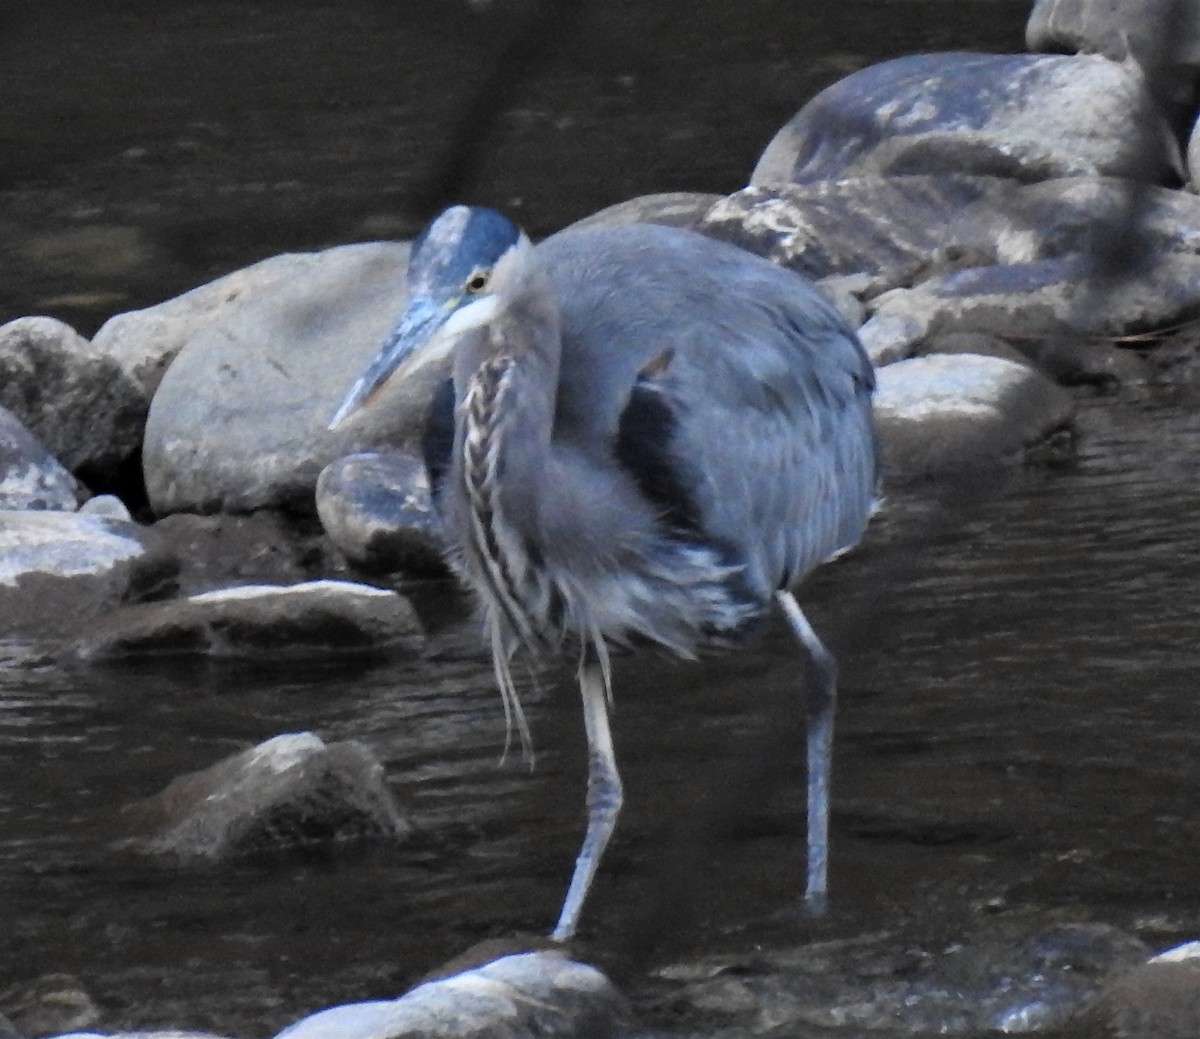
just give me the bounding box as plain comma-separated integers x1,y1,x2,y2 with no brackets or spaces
1,398,1199,1034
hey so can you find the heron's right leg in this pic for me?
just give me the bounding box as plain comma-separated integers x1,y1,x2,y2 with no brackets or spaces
776,589,837,913
551,656,624,942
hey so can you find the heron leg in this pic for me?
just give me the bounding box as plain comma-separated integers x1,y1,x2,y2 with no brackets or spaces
551,656,624,941
776,589,837,913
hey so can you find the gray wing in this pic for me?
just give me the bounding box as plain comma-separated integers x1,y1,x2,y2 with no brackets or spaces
537,223,877,600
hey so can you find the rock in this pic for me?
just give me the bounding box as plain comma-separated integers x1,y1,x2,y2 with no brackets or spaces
116,732,411,862
77,495,133,521
51,1033,232,1039
0,975,101,1037
562,192,721,233
1027,0,1200,120
0,406,80,510
70,579,424,660
917,331,1031,365
873,354,1076,476
139,241,440,516
148,511,338,595
273,952,628,1039
859,253,1200,366
751,52,1181,188
698,175,1003,292
0,511,176,638
316,452,447,576
1077,941,1200,1038
0,317,147,483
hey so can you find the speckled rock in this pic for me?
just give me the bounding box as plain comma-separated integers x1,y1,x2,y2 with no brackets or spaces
0,406,80,510
563,192,721,232
752,52,1181,188
860,253,1200,366
70,580,423,659
140,241,433,517
698,175,1002,291
873,353,1076,476
0,511,176,638
316,452,447,576
273,952,628,1039
116,732,411,862
0,316,146,482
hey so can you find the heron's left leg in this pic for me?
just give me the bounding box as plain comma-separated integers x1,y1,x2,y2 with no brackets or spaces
776,589,837,912
551,656,624,941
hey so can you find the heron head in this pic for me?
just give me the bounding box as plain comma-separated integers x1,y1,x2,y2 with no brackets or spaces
329,205,531,429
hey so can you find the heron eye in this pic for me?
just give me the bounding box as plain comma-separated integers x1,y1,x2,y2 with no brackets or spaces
466,269,490,293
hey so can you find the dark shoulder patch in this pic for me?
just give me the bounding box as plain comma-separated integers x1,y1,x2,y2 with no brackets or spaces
615,371,701,534
422,377,457,502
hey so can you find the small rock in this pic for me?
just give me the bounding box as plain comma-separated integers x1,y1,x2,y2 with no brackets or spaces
316,452,447,576
752,52,1181,188
0,975,101,1037
0,511,176,638
562,192,721,233
1079,956,1200,1038
273,952,628,1039
70,579,423,660
0,316,147,483
0,407,80,511
116,731,411,862
77,495,133,521
918,331,1031,365
873,353,1076,476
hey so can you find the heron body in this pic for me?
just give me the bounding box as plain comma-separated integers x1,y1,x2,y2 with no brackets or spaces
330,205,877,940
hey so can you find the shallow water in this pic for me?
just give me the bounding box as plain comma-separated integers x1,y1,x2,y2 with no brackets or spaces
4,1,1200,1036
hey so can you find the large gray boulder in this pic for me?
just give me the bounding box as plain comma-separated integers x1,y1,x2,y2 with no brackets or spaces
0,511,176,638
116,731,412,862
0,316,146,482
1027,0,1200,118
874,354,1076,476
70,580,424,660
752,52,1181,189
274,952,628,1039
563,192,721,233
140,241,446,517
0,406,80,510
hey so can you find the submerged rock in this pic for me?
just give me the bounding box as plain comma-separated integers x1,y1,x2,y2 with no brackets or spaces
0,511,176,638
316,452,447,576
116,732,411,862
0,316,146,483
274,952,627,1039
0,406,80,511
140,241,422,517
752,52,1181,188
70,580,423,660
873,354,1076,476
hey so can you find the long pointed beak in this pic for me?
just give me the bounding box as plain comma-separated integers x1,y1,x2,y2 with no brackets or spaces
328,296,454,430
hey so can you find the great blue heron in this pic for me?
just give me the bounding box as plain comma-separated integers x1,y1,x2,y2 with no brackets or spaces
329,205,877,940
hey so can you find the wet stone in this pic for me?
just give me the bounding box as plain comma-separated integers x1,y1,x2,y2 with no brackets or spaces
273,952,628,1039
0,975,101,1038
0,511,176,638
0,406,79,511
70,580,424,660
316,452,447,577
873,353,1076,477
116,731,412,862
751,51,1180,188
